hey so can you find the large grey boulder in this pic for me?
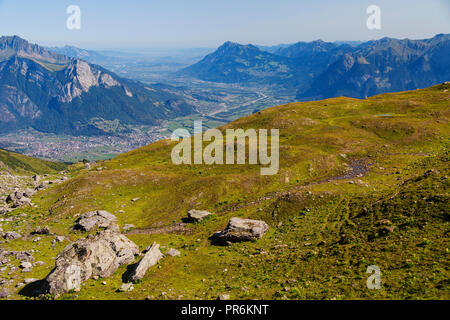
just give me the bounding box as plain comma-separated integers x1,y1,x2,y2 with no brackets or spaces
212,218,269,243
2,231,22,240
187,209,212,222
127,242,164,283
37,229,139,295
74,210,118,232
6,191,31,208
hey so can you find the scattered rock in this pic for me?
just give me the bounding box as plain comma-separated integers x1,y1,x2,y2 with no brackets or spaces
212,218,269,243
5,190,32,208
15,251,34,262
24,278,38,284
119,283,134,292
20,261,33,269
73,210,118,232
166,249,181,257
53,236,65,243
32,226,50,235
2,231,22,240
36,229,139,295
377,219,392,226
35,182,49,190
13,199,31,209
0,208,11,215
6,191,22,203
187,209,213,222
379,226,395,236
128,242,164,283
218,294,230,300
123,224,135,232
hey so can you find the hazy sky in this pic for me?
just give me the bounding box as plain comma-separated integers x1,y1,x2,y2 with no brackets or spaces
0,0,449,49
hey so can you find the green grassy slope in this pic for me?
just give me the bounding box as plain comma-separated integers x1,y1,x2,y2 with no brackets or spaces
1,83,449,300
0,148,67,175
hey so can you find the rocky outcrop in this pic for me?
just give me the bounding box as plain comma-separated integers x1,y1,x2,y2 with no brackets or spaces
61,59,121,102
127,242,164,283
187,209,213,222
37,229,139,295
73,210,118,232
212,218,269,243
6,190,33,208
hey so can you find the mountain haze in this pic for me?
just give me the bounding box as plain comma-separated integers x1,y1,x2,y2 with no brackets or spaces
47,45,110,65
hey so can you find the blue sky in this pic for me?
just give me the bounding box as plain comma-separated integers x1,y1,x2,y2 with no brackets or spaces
0,0,449,49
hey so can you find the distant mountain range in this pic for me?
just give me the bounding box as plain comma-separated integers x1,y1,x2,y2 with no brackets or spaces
48,45,214,66
298,34,450,100
180,41,302,87
46,45,112,65
0,36,196,135
180,34,450,100
2,34,448,138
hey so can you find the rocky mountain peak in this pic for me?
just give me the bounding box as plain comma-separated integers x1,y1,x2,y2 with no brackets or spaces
0,35,70,64
61,59,122,102
0,36,196,136
216,41,261,55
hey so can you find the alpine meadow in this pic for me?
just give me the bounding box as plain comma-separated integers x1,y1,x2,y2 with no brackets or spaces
0,1,449,307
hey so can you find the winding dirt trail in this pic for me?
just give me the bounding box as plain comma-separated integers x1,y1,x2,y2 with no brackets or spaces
127,159,371,235
216,158,371,214
127,222,189,235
